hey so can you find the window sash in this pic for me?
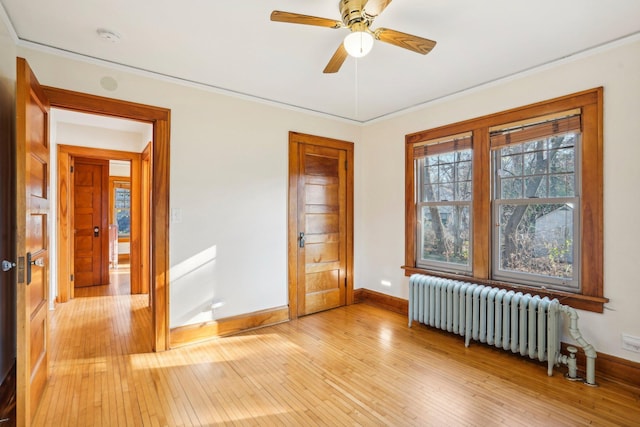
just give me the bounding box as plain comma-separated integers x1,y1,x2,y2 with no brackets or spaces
416,149,473,274
416,202,472,273
492,198,580,291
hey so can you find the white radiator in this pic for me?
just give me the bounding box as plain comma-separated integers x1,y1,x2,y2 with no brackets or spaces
408,274,597,385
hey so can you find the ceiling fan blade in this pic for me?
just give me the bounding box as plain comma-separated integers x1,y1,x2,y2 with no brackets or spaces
270,11,343,29
323,44,348,74
364,0,393,17
375,28,436,55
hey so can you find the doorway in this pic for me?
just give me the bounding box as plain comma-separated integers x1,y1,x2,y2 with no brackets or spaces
42,85,171,352
287,131,354,319
58,143,146,300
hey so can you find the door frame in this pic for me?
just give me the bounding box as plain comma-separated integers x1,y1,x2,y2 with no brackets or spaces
287,131,354,319
58,146,142,297
43,86,171,352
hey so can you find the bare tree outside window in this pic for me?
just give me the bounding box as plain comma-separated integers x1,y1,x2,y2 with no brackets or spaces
494,133,579,289
417,149,472,272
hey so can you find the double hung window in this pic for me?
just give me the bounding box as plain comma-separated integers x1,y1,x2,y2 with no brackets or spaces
492,113,580,291
415,133,473,273
405,88,605,312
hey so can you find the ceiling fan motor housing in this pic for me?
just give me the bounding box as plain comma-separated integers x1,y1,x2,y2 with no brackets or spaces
340,0,371,28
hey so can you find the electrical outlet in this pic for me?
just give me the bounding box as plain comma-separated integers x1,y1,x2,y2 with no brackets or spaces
622,334,640,353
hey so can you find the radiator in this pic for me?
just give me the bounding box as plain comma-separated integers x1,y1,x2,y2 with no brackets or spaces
408,274,597,385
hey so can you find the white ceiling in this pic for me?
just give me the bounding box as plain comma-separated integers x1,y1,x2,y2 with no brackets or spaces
2,0,640,123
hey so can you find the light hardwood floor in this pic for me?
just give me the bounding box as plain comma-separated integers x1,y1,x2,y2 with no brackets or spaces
34,269,640,426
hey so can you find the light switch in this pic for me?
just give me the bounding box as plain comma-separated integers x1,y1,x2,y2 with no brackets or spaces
171,208,182,223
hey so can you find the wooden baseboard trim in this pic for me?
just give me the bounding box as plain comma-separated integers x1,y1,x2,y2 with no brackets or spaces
354,288,408,315
355,287,640,390
170,306,289,348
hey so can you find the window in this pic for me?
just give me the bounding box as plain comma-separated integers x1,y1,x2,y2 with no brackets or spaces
114,186,131,238
109,178,131,240
404,88,605,312
492,112,580,291
415,133,473,273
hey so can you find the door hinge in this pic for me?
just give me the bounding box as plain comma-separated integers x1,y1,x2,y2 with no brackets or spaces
345,160,348,171
70,274,74,282
344,277,347,287
70,165,74,173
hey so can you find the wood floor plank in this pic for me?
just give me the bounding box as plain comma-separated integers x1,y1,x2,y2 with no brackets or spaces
32,268,640,426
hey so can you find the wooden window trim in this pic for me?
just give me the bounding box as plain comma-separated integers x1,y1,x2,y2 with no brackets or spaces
404,88,606,313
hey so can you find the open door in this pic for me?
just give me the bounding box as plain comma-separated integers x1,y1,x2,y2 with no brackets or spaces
16,57,50,425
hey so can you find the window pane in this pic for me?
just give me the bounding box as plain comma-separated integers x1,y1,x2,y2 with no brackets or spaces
525,176,547,198
456,182,472,201
114,187,131,238
523,150,547,176
498,203,574,280
439,183,454,201
501,178,522,199
421,183,436,202
116,208,131,237
420,205,470,266
549,147,575,173
439,163,454,184
550,174,575,197
500,153,523,177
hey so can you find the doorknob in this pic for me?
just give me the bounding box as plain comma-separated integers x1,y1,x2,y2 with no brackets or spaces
94,226,100,237
1,260,15,272
299,232,305,248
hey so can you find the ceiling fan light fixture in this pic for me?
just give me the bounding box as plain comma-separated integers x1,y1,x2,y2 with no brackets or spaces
343,31,374,58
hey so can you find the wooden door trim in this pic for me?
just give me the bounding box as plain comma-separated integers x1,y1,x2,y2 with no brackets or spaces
287,131,354,320
59,147,141,293
45,86,171,352
141,142,151,297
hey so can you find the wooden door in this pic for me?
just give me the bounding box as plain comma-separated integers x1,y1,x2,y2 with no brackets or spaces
16,57,50,426
289,132,354,317
73,158,109,287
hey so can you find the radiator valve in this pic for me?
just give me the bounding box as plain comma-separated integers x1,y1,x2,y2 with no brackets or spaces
565,346,579,381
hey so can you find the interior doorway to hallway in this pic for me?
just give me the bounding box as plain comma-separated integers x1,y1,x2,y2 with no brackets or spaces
52,108,152,303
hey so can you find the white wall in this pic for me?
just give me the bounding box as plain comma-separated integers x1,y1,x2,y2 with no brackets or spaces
358,37,640,362
55,121,147,152
18,46,361,328
16,33,640,364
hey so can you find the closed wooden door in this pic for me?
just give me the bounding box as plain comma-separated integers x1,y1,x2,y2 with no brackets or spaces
16,57,50,426
289,132,354,317
73,158,109,287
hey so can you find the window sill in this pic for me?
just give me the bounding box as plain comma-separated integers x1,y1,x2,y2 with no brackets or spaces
401,266,608,313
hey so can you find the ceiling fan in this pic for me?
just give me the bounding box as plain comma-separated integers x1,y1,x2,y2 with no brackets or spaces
270,0,436,73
